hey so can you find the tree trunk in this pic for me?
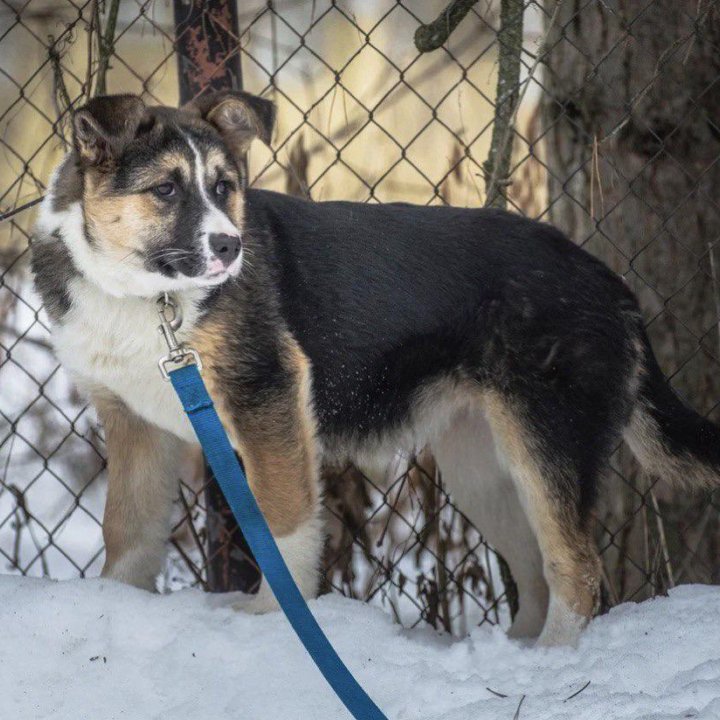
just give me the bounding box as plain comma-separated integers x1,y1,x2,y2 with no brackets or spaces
541,0,720,600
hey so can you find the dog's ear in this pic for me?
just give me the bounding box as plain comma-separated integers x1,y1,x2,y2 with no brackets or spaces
182,90,276,162
72,95,147,167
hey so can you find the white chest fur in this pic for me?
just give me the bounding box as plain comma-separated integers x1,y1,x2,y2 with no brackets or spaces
54,278,204,444
34,185,210,445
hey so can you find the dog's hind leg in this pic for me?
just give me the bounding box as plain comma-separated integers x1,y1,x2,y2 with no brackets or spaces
432,405,549,640
484,392,603,647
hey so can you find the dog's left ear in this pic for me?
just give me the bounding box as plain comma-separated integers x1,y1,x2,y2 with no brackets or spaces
182,90,275,162
72,95,147,167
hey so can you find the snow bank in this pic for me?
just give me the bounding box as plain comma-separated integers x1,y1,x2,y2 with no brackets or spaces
1,576,719,719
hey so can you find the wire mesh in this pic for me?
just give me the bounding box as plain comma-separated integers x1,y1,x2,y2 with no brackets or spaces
1,0,718,636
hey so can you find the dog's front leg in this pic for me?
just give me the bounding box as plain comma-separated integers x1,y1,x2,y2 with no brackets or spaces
232,395,323,614
95,392,187,591
200,340,323,614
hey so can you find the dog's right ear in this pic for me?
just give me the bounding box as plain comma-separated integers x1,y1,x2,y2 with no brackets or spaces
181,90,276,166
72,95,147,167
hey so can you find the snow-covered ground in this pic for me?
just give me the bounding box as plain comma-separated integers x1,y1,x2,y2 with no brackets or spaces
2,577,720,719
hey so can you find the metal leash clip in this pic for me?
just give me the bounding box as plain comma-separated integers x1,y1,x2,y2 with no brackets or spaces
157,292,202,380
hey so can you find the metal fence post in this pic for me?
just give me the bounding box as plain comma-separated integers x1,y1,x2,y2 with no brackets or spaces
173,0,260,594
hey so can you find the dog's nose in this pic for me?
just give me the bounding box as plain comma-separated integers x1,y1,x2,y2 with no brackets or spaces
209,233,241,267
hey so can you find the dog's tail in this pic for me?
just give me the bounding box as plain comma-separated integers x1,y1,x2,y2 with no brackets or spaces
624,327,720,490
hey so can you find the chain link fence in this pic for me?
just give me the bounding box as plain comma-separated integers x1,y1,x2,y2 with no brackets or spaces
1,0,718,637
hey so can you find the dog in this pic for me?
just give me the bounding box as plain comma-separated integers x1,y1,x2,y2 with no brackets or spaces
31,91,720,647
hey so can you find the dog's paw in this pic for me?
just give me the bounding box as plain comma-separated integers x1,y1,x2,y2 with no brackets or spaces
204,584,279,615
232,583,279,615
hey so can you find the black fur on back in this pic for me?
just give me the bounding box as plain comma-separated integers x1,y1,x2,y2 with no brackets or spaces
242,191,637,415
200,189,653,512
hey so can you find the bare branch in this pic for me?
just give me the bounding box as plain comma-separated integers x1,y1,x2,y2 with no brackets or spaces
483,0,524,209
95,0,120,96
414,0,479,53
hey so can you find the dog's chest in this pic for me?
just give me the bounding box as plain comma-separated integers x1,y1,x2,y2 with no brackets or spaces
54,280,201,443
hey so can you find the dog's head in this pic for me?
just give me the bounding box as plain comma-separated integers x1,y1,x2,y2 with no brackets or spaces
47,91,274,297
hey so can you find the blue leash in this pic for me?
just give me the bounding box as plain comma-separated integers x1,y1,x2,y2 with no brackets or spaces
157,294,387,720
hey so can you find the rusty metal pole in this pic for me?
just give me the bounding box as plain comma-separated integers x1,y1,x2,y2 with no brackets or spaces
173,0,260,593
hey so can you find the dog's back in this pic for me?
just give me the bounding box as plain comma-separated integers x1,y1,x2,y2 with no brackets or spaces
241,189,638,443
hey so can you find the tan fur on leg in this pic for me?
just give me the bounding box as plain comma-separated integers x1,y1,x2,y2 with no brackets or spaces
431,403,550,640
485,392,601,646
192,329,323,610
96,391,188,591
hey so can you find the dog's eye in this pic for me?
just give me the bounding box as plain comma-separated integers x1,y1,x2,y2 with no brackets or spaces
214,180,231,197
153,182,176,198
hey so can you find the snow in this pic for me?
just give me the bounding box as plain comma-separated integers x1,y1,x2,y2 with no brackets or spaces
2,578,720,720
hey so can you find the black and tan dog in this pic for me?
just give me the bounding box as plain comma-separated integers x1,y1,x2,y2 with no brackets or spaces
32,92,720,646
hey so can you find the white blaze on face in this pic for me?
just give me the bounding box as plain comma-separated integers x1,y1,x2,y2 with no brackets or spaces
183,134,242,277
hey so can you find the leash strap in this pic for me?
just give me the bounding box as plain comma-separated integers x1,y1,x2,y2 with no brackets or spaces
169,363,387,720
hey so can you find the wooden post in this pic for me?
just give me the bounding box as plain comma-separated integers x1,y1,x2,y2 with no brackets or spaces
173,0,260,594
